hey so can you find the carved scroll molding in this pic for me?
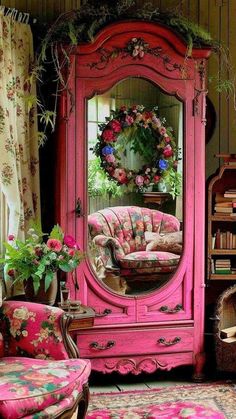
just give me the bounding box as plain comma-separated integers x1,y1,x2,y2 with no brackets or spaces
88,37,184,74
193,60,208,123
103,357,168,375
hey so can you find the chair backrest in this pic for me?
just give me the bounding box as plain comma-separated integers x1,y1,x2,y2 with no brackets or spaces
0,301,70,360
88,206,180,255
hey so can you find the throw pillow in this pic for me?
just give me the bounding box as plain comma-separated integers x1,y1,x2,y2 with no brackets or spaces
146,231,182,254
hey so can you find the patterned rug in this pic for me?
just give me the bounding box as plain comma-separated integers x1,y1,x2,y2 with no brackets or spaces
87,382,236,418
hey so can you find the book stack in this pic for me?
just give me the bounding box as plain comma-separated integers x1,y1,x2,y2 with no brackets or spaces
214,192,236,216
224,189,236,199
214,259,231,274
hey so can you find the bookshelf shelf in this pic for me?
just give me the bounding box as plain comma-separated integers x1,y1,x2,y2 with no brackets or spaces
207,163,236,281
210,274,236,280
211,216,236,222
210,249,236,255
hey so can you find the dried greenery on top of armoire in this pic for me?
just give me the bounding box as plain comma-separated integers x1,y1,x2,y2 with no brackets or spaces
31,0,234,145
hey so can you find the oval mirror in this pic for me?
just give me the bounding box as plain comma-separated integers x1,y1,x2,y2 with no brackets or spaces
87,78,183,296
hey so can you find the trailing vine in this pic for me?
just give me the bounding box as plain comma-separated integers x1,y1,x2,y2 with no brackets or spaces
32,0,235,145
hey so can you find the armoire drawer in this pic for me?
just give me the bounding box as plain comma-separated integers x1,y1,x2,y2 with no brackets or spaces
77,327,194,358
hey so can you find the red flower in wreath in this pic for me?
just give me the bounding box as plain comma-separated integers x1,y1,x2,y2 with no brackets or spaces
109,119,122,133
102,129,116,143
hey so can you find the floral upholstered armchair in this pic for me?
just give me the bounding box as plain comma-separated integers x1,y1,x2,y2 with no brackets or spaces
88,206,181,280
0,300,91,419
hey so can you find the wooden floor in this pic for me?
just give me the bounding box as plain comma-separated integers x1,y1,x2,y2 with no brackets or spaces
89,365,207,393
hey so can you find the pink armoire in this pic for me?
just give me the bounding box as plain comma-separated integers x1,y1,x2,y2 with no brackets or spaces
57,19,211,378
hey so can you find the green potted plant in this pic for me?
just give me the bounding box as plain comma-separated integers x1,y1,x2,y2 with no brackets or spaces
0,224,84,305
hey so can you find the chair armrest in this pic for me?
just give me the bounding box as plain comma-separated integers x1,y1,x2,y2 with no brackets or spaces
0,300,79,360
93,235,125,268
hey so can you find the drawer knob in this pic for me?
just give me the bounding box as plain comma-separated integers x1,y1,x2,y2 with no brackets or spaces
90,340,115,350
159,304,182,313
157,337,181,346
94,308,112,317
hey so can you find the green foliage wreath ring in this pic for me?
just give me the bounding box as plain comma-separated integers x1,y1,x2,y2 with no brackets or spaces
94,104,182,197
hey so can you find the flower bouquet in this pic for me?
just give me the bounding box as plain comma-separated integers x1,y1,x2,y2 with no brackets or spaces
0,224,84,298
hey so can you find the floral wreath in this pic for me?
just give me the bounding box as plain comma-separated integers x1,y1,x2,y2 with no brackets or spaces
94,105,181,196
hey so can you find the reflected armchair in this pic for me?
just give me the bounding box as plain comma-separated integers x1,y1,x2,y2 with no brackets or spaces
0,300,91,419
88,206,181,280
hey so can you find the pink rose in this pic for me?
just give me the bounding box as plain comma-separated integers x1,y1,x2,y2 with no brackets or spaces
125,115,134,125
109,119,122,133
105,154,116,163
113,168,128,184
156,118,161,128
102,129,115,143
135,175,144,186
163,145,173,158
64,235,77,248
164,136,171,143
68,249,76,256
8,234,14,241
159,126,166,135
46,239,62,252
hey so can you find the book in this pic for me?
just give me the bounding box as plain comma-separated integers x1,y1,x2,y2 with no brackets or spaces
212,235,216,249
222,337,236,343
215,229,221,249
215,202,233,208
215,268,231,275
215,260,231,266
220,326,236,338
215,193,236,203
224,193,236,198
214,207,233,213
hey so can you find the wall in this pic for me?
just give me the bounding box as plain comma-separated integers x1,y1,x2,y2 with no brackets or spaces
0,0,235,179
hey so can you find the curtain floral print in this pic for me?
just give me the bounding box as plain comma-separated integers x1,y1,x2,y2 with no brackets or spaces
0,12,40,295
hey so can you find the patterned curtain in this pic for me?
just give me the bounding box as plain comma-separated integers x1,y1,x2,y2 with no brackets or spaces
0,12,40,296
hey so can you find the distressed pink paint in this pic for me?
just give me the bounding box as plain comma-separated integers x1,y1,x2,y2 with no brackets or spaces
56,21,211,377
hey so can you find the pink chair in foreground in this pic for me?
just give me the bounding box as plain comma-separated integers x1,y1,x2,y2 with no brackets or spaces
0,300,91,418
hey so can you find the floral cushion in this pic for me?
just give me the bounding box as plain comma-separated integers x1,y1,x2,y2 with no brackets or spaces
120,251,180,273
0,301,69,359
0,357,91,419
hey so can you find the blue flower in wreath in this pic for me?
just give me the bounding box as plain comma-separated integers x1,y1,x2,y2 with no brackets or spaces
158,159,169,170
102,145,114,155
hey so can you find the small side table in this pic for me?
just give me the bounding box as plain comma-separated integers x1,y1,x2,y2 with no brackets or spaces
142,192,171,206
62,305,95,332
60,305,95,358
69,305,95,332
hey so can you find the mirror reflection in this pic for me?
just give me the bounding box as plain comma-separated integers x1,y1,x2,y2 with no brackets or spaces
87,78,183,296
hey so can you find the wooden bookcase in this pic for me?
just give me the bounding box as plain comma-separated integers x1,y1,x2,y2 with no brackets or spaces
207,159,236,281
